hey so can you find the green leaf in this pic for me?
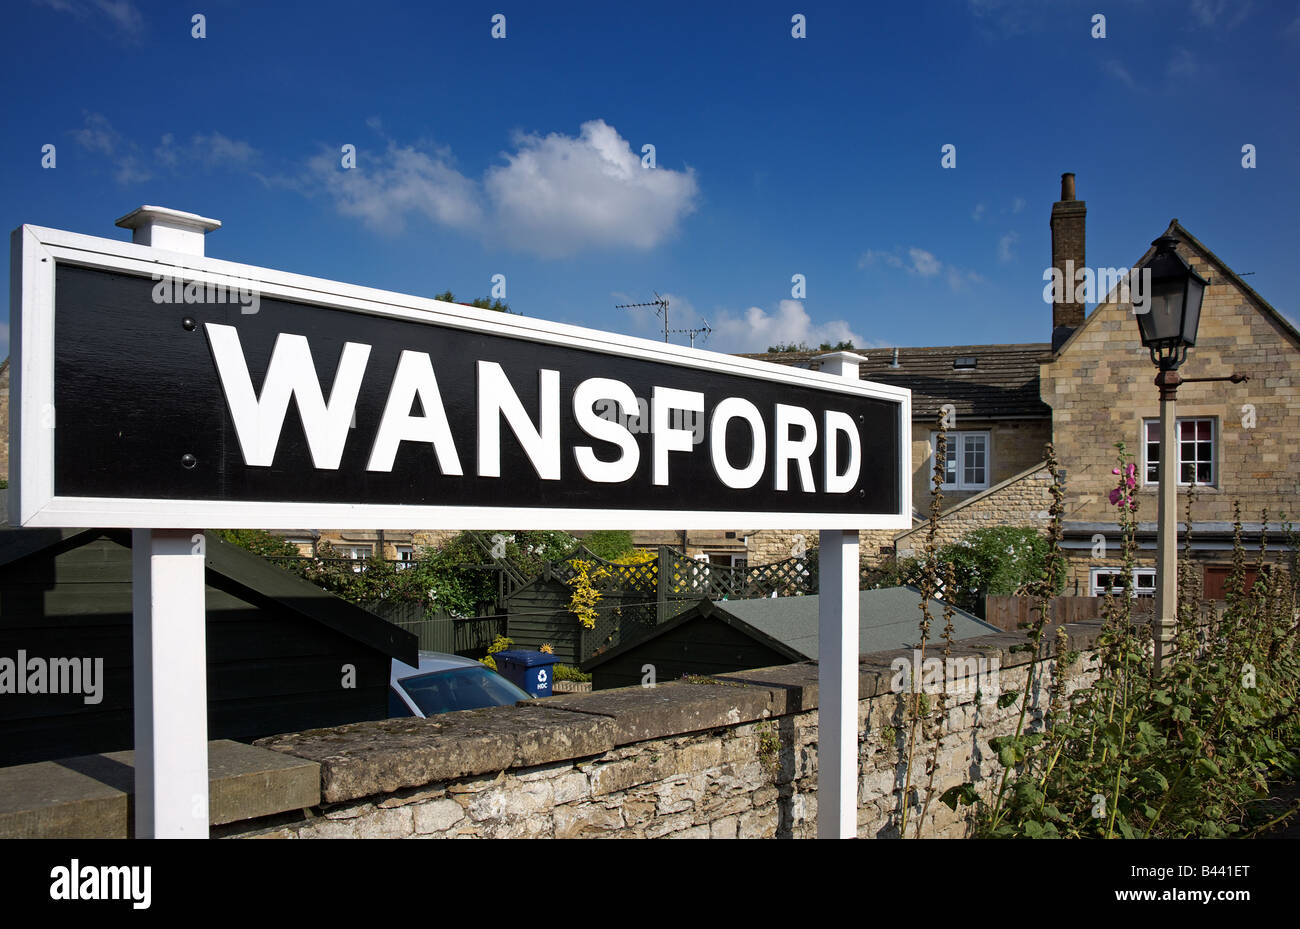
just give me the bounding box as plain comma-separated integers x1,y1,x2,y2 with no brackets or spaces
997,691,1020,709
939,783,978,811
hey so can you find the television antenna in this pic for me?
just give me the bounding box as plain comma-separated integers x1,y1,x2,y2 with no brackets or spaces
670,319,712,348
615,292,671,342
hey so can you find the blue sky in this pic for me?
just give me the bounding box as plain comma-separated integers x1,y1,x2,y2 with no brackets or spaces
3,0,1297,358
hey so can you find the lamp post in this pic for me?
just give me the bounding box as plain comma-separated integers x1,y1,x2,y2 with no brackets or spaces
1133,236,1246,671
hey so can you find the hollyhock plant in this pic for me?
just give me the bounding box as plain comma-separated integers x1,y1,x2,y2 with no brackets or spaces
1109,463,1138,510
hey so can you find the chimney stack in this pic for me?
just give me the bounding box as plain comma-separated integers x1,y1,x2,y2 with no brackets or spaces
1050,173,1086,347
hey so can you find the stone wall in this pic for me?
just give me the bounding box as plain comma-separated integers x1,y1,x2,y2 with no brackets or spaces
231,622,1101,839
895,464,1054,555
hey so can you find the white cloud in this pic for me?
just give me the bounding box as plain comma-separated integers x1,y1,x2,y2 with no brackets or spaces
1101,59,1138,89
1190,0,1252,29
708,300,865,354
967,0,1048,36
308,142,483,235
1166,47,1197,80
73,114,261,185
859,244,983,292
858,249,903,270
303,120,699,258
1011,196,1026,213
34,0,143,37
156,132,259,170
971,202,986,222
71,112,150,184
998,230,1019,263
908,248,941,277
484,120,699,257
947,268,984,292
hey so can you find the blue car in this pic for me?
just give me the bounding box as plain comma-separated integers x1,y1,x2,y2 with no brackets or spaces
389,651,531,718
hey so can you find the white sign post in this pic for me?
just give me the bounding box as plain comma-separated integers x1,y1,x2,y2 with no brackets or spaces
119,207,220,838
816,352,864,839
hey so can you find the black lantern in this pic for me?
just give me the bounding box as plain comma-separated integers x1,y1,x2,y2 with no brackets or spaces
1135,235,1208,370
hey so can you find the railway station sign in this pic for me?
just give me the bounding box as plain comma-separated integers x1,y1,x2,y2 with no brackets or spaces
10,223,911,530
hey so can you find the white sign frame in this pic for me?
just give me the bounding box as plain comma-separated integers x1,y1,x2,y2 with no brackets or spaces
11,223,912,531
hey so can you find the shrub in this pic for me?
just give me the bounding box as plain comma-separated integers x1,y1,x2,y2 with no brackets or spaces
941,445,1300,838
553,664,591,683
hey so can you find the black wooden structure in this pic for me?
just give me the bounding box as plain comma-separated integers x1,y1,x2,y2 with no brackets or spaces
581,587,1001,690
0,529,416,767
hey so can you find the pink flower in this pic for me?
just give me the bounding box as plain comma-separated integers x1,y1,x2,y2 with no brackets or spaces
1109,488,1123,506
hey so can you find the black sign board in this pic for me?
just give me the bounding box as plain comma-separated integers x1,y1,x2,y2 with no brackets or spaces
12,225,911,530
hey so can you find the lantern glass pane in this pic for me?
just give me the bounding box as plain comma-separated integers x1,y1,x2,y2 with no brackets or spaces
1181,276,1204,345
1144,282,1183,344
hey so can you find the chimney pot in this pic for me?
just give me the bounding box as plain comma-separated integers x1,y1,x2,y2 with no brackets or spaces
1060,173,1076,201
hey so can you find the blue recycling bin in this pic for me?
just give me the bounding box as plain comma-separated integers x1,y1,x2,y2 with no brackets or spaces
494,650,561,698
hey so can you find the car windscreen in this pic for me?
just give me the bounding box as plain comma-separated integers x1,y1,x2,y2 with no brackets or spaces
397,666,530,717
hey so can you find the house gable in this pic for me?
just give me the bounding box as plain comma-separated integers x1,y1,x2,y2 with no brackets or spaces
1041,220,1300,526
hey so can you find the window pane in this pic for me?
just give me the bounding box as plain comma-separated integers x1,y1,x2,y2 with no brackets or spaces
1198,421,1210,441
1145,422,1160,482
963,435,987,486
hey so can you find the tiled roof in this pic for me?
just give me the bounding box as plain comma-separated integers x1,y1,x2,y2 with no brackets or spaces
740,343,1052,419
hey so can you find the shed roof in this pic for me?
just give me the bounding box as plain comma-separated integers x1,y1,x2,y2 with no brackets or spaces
0,527,417,665
585,586,1000,669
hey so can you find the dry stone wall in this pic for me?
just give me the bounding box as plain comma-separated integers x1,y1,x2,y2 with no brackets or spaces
235,622,1102,839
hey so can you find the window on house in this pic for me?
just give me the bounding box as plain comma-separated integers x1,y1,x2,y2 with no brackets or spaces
343,544,373,572
1143,418,1215,486
932,431,990,490
395,545,415,569
1090,567,1158,598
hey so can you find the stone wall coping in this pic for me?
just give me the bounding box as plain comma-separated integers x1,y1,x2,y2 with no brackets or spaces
256,705,619,804
0,740,320,838
255,621,1104,806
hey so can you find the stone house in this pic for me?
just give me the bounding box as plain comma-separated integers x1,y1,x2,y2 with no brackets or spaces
732,174,1299,602
1039,211,1300,596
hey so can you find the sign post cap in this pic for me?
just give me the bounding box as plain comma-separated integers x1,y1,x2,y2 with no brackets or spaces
814,350,868,378
115,205,221,255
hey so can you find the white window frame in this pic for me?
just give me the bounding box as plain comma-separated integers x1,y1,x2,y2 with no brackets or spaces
342,544,373,572
931,431,990,491
1090,567,1158,598
394,545,415,569
1142,417,1216,487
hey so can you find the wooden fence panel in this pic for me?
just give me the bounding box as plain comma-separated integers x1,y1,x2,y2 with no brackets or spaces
984,595,1156,632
